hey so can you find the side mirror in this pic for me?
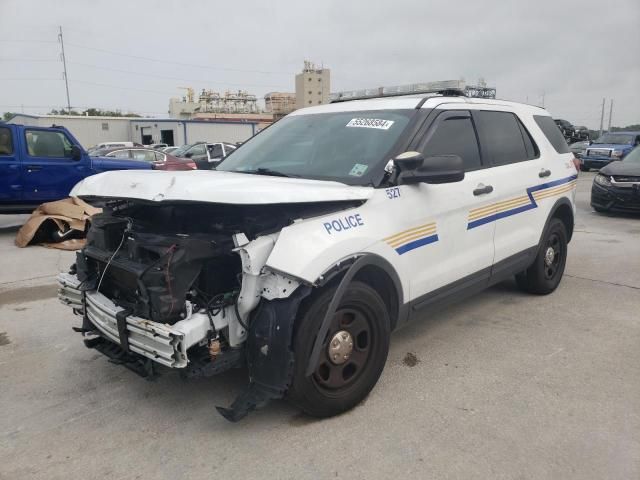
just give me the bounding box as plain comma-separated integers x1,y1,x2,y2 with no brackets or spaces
394,151,424,172
70,145,82,160
398,154,465,185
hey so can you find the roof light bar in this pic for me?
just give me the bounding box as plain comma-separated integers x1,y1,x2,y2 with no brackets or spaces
330,80,496,103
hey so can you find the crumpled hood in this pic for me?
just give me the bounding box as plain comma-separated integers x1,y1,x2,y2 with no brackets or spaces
71,169,374,205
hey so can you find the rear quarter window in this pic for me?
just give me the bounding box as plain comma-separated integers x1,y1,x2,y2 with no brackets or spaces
534,115,570,153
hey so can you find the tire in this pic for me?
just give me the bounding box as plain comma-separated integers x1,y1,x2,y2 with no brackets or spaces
515,218,568,295
287,281,390,418
593,206,607,213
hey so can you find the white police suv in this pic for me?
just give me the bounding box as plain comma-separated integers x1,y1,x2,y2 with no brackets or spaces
58,82,578,421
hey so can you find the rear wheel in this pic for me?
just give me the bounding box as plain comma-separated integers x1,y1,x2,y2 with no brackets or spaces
516,218,568,294
287,281,390,418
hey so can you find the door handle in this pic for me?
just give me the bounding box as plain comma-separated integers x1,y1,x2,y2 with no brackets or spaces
539,169,551,178
473,184,494,196
26,165,42,173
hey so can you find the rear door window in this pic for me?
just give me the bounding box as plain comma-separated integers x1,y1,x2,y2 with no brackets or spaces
534,115,570,153
474,111,532,166
0,127,14,155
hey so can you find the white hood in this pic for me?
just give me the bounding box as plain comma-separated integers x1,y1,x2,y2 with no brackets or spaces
71,169,374,205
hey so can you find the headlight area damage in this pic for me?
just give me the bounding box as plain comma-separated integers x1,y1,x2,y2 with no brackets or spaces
57,198,358,421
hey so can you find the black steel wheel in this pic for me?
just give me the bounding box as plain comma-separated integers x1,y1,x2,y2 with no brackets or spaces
287,281,390,418
516,218,568,295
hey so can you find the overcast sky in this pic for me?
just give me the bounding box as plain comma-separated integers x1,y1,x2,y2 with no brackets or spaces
1,0,638,128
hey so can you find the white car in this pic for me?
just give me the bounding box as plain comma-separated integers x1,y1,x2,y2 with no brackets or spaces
58,83,578,422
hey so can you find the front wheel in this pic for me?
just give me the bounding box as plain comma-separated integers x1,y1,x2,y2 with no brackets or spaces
287,281,390,418
516,218,568,294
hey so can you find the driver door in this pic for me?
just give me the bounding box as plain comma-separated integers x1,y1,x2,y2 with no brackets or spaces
21,128,88,201
399,109,496,300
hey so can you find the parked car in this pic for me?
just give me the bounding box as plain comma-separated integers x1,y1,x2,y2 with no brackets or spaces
91,147,196,171
87,141,142,154
579,131,640,171
574,126,590,141
0,124,151,214
569,140,590,158
172,141,237,169
58,86,578,422
149,143,169,150
554,119,577,142
591,146,640,213
163,146,180,155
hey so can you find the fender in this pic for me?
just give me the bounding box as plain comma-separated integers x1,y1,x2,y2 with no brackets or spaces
540,197,575,244
304,253,404,377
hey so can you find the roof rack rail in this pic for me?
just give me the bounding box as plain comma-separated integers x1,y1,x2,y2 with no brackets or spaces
330,80,496,103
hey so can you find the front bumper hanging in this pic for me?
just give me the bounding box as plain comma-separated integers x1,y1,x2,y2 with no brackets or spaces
57,272,210,368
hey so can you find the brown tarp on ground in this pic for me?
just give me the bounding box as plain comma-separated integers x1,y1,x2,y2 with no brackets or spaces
15,197,102,250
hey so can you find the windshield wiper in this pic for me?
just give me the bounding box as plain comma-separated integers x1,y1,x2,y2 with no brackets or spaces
235,168,298,178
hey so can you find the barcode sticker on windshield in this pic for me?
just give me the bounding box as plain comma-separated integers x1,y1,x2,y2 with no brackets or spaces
346,118,395,130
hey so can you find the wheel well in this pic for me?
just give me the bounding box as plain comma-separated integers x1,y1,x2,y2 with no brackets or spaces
552,203,574,242
353,265,400,331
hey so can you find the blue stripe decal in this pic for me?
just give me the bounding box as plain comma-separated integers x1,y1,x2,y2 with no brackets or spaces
395,234,439,255
468,174,577,230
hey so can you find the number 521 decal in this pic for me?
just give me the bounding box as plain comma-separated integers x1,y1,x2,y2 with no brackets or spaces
385,187,400,199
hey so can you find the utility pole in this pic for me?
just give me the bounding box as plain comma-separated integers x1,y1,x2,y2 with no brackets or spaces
58,26,71,113
599,98,605,137
607,99,614,132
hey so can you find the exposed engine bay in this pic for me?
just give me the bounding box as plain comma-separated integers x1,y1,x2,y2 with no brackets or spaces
58,197,359,420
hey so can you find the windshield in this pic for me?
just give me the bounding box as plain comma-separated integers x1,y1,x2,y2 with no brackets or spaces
623,147,640,164
594,133,635,145
171,144,195,157
217,110,413,185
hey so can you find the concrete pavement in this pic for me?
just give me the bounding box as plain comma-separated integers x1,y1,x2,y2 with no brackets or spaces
0,173,638,480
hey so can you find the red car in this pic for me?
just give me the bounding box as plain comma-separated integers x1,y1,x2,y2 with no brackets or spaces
90,147,197,171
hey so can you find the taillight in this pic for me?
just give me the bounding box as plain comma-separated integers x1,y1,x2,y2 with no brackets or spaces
187,162,197,169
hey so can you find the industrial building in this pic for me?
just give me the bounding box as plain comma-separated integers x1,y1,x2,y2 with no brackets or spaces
264,92,297,118
168,61,332,125
295,61,330,109
7,113,258,149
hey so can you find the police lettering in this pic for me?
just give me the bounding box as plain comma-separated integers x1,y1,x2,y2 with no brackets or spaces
323,214,364,234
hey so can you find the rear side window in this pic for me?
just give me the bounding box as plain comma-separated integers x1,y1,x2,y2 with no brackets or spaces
419,114,482,171
534,115,570,153
474,111,532,166
0,127,13,155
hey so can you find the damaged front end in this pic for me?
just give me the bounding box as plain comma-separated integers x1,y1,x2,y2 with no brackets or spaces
57,198,354,420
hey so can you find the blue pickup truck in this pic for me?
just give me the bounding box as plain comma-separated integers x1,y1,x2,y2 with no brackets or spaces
580,131,640,172
0,123,151,213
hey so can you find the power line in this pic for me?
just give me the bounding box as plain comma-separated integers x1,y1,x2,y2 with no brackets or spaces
0,58,59,62
68,61,290,89
64,41,294,76
0,39,57,44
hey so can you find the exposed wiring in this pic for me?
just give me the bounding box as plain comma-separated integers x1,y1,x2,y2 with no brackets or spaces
164,244,178,315
96,219,131,293
234,298,249,331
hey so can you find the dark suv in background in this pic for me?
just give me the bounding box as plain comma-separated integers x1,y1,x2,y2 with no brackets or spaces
554,119,577,142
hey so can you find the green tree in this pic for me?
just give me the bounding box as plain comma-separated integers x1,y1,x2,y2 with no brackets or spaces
2,112,16,121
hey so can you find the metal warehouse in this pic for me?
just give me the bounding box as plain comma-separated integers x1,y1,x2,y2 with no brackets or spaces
7,114,258,148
